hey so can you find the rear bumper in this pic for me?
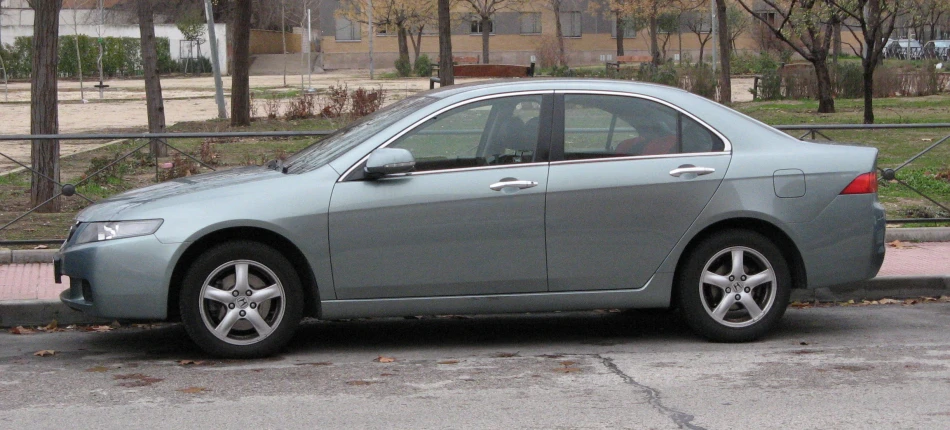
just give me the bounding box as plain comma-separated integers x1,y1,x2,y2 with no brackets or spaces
790,195,886,289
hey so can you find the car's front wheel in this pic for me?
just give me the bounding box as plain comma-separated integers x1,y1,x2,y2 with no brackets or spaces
180,241,303,358
677,229,791,342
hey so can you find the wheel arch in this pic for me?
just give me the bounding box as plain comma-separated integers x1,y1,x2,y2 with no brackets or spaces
166,227,320,321
674,218,807,301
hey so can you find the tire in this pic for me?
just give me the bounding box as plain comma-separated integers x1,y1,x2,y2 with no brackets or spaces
677,229,791,342
179,240,303,358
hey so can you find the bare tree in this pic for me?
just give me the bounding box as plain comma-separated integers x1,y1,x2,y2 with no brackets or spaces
438,0,454,85
27,0,64,213
736,0,839,113
462,0,524,64
828,0,905,123
232,0,252,126
137,0,167,156
726,3,750,50
683,7,713,64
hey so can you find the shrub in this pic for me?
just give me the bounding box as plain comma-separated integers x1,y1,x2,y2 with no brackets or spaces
680,64,718,100
835,62,864,99
757,69,783,100
261,96,282,119
636,63,678,87
413,54,432,77
781,67,817,99
285,93,316,120
350,86,385,117
83,153,129,186
395,55,412,77
159,152,199,181
321,83,349,118
534,35,566,69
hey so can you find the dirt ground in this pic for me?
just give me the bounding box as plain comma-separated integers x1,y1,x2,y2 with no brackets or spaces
0,70,755,174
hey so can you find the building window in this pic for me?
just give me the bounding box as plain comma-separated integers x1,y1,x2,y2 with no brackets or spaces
335,16,361,41
470,16,494,34
520,12,542,34
560,11,581,38
756,11,776,26
611,19,637,38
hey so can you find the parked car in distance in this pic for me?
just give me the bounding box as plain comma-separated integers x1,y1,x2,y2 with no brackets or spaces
884,38,923,60
57,80,886,358
923,40,950,61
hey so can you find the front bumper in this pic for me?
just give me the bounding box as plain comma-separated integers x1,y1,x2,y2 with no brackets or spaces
57,234,182,320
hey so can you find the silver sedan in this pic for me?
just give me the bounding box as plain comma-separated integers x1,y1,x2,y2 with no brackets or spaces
57,80,886,357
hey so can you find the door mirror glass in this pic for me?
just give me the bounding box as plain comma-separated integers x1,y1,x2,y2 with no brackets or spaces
364,148,416,178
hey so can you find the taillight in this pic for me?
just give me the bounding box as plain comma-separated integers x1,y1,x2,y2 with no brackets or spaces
840,172,878,194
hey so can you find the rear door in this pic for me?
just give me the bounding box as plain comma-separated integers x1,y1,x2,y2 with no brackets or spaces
545,92,731,292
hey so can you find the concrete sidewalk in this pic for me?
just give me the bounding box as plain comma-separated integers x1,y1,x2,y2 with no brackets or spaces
1,228,949,327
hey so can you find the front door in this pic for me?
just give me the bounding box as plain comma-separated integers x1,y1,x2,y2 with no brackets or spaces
329,93,553,299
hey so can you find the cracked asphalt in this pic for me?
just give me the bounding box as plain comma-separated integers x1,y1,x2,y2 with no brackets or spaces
2,303,950,429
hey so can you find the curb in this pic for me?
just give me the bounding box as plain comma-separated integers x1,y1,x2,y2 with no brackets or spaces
1,276,948,328
0,299,109,327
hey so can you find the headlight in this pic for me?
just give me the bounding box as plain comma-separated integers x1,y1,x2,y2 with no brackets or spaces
73,219,163,245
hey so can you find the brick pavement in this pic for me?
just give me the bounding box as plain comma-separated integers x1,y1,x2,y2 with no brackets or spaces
1,242,948,303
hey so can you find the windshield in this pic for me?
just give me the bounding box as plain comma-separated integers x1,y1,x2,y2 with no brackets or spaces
284,95,435,174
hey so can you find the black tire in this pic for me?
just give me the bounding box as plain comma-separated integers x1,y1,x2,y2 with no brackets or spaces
677,229,791,342
179,240,303,358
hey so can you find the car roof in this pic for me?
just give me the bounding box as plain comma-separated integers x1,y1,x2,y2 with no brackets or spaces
424,78,694,100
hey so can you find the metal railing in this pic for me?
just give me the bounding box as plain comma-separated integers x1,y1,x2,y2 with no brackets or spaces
1,131,331,246
774,123,950,224
1,123,948,245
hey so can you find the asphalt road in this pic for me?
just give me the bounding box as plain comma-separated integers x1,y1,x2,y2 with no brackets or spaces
2,303,949,429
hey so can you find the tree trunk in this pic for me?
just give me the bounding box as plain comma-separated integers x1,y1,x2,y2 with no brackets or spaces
553,0,565,66
832,20,841,63
814,58,835,113
410,26,423,63
230,0,252,126
481,15,491,64
698,39,705,65
397,24,410,63
862,64,875,124
438,0,454,86
28,0,63,213
615,14,624,57
649,15,660,65
137,0,167,157
716,0,731,104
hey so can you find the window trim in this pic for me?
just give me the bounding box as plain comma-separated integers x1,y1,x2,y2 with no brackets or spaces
469,15,495,35
559,11,582,38
551,90,732,164
339,91,554,181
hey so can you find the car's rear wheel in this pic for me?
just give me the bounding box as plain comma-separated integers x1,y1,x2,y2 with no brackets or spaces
677,229,791,342
180,241,303,358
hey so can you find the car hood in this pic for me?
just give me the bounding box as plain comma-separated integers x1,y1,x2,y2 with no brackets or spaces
77,166,284,221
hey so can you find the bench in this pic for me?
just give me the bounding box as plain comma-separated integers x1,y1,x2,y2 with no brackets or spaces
430,57,535,89
606,55,652,74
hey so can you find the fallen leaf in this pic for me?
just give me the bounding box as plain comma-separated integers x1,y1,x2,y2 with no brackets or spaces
110,320,122,328
178,387,208,394
789,301,812,309
800,342,809,346
879,298,901,305
10,326,35,335
438,360,460,365
86,366,110,372
380,373,396,377
43,320,58,331
375,356,396,363
87,325,113,332
34,244,49,249
114,373,163,387
903,299,918,305
940,296,950,302
346,380,374,386
33,350,55,357
559,360,577,366
922,138,933,142
178,360,207,366
494,352,519,358
888,240,915,249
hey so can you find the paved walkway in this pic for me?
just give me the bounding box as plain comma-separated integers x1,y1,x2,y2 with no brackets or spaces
2,242,948,302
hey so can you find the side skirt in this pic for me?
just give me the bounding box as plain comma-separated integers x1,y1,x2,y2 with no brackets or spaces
318,273,674,320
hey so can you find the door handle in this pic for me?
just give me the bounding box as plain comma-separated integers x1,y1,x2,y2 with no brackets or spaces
489,180,538,191
669,165,716,177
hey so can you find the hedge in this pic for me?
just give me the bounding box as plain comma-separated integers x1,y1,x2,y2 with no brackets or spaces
0,35,177,79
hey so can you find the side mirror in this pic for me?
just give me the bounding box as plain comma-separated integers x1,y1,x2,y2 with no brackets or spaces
364,148,415,178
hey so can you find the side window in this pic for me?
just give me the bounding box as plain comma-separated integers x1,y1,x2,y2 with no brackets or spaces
389,95,543,172
562,94,723,160
681,115,725,153
563,94,677,160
